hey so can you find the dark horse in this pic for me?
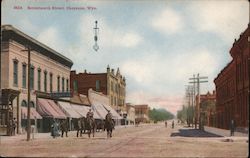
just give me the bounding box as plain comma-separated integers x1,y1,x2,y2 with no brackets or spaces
75,117,85,137
105,118,114,138
85,117,96,138
96,119,105,132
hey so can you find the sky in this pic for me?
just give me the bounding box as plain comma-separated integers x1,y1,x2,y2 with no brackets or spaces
2,0,249,115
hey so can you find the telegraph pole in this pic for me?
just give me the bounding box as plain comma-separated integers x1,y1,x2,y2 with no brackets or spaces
22,46,32,141
189,73,208,130
192,74,196,128
185,85,193,127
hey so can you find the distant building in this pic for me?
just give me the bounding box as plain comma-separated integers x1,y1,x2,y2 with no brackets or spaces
126,103,135,125
0,25,73,135
214,24,249,130
196,91,216,127
88,89,122,125
134,104,150,123
70,66,126,116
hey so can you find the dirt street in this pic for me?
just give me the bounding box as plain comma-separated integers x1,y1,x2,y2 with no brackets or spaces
0,123,248,157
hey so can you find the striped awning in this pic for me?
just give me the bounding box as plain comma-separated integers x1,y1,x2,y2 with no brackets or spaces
57,101,82,118
37,98,66,119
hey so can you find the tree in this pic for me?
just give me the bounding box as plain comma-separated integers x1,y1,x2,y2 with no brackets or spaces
177,105,187,123
200,100,216,126
149,108,174,122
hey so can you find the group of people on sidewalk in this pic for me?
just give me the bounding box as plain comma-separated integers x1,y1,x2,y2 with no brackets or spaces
9,118,17,136
51,108,113,138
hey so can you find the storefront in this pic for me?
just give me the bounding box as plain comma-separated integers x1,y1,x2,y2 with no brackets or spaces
36,98,66,132
0,89,20,136
57,101,82,130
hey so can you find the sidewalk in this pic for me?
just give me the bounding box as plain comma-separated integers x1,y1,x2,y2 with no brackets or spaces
0,124,137,142
204,126,248,137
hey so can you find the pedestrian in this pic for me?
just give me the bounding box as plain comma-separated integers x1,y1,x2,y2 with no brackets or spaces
172,120,174,129
230,119,235,136
165,121,167,128
60,119,69,137
12,118,17,136
51,119,60,138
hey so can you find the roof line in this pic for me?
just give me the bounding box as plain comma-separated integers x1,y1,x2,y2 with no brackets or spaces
1,24,73,66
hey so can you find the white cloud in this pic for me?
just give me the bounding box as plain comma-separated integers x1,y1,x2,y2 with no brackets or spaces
121,48,218,87
187,1,249,42
172,49,218,81
121,47,218,114
119,33,142,47
37,27,64,53
79,14,143,49
19,18,39,34
120,54,156,83
151,8,183,34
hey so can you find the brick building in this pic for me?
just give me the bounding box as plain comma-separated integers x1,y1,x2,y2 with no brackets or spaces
214,24,249,130
0,25,73,135
197,91,216,127
70,66,126,116
134,104,150,123
126,103,135,125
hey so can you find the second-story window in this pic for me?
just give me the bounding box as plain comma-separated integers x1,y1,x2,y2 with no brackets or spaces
44,71,47,92
57,76,60,92
50,73,53,92
96,80,100,91
111,81,113,92
22,64,27,88
62,77,65,92
111,96,113,105
13,60,18,86
30,66,34,90
66,79,69,92
37,69,41,91
73,80,78,92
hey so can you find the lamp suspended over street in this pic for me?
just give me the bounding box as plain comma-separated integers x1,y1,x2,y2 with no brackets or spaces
93,20,99,51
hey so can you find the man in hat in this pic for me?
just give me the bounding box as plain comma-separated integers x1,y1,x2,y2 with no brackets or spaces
105,110,112,120
86,108,94,122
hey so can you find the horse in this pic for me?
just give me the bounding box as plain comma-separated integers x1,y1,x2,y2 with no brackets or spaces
85,117,96,138
75,117,85,137
104,118,114,138
96,119,105,132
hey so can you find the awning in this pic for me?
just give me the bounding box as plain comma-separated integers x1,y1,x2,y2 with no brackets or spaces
37,98,66,119
21,107,42,119
102,104,122,119
57,101,82,118
88,89,122,120
92,103,108,119
71,104,101,119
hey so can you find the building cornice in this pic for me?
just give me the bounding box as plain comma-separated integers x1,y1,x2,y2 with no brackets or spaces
1,25,73,68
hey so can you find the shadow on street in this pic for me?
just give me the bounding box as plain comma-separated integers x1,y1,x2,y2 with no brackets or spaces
171,129,223,137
